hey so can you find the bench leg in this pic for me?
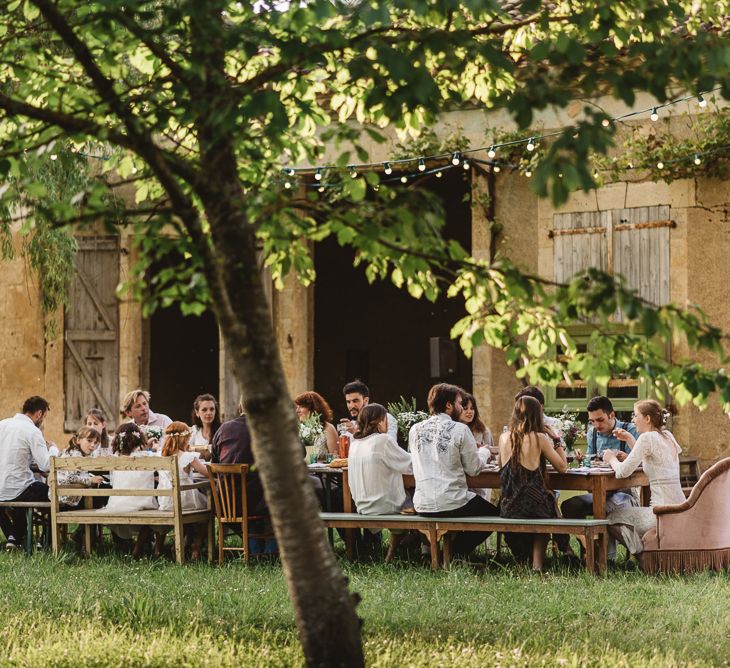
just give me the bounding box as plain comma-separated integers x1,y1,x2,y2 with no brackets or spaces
584,529,595,575
429,527,439,571
84,524,93,556
174,525,185,565
596,530,607,575
51,519,59,557
25,509,33,555
208,518,214,564
442,533,452,569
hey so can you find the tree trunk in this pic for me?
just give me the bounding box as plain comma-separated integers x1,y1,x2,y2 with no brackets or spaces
194,172,364,666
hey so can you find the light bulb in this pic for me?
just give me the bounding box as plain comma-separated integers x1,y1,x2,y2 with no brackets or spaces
286,167,295,176
384,162,392,175
418,158,426,172
284,181,292,189
400,175,408,183
657,161,664,169
493,165,501,173
349,166,357,178
451,152,461,166
462,160,470,170
524,170,532,178
487,145,496,159
693,154,701,165
318,186,325,193
526,137,536,152
698,94,707,108
315,168,322,181
650,107,659,122
435,170,443,178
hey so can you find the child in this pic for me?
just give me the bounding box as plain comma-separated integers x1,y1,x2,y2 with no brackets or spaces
85,408,112,457
105,422,157,558
154,421,209,559
56,427,105,509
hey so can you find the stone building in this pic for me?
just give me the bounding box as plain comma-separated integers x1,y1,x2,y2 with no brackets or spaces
1,95,729,467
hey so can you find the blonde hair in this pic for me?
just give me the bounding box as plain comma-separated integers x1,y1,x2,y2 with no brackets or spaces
161,421,192,457
634,400,669,431
120,389,150,417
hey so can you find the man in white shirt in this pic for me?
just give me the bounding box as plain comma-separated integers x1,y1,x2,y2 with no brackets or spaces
409,383,497,558
339,380,399,444
0,396,52,550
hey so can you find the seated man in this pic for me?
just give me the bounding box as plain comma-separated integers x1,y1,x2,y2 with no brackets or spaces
120,389,172,450
0,396,52,551
561,395,639,560
339,379,399,445
410,383,497,559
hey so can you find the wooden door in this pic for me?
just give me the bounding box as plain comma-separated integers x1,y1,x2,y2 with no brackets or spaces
64,236,120,431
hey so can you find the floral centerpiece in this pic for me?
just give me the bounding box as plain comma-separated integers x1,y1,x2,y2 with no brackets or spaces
298,412,325,461
141,425,163,441
386,396,429,444
546,407,586,451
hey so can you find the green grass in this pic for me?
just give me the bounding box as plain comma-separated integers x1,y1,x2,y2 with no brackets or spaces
0,548,728,667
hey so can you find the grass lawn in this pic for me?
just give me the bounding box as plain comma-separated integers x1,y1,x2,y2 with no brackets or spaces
1,544,729,667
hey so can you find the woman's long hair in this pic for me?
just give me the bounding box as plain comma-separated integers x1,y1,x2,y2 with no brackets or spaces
190,393,221,438
294,391,334,424
634,399,667,432
354,403,387,440
508,396,546,471
162,421,192,457
462,392,487,436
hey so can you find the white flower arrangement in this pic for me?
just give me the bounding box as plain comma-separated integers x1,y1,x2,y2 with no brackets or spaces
387,396,429,443
298,412,324,447
546,407,586,450
141,425,163,441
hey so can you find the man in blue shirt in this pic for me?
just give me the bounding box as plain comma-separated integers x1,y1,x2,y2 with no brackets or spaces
560,396,639,561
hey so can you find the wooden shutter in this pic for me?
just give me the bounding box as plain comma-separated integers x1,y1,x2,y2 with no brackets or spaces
552,205,671,319
64,236,120,431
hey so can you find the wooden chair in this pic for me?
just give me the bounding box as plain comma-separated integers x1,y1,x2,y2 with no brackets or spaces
679,456,702,497
207,464,274,565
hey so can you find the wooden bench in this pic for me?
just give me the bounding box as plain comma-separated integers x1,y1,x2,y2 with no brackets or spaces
319,512,609,574
0,501,51,554
48,456,214,564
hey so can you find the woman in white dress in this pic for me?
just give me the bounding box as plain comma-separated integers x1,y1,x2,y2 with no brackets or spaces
189,394,220,459
603,399,685,555
294,391,339,460
104,423,157,558
154,421,209,559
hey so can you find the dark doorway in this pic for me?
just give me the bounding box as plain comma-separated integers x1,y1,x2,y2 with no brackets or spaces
314,169,472,419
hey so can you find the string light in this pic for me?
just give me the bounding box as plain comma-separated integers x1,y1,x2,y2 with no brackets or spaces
493,165,501,173
284,180,292,189
462,160,470,170
400,175,408,183
318,185,325,192
435,170,443,178
694,154,701,165
657,160,664,169
280,88,720,186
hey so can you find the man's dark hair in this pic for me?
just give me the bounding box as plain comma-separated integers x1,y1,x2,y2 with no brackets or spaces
428,383,464,415
587,395,614,414
22,396,50,414
514,385,545,407
343,380,369,397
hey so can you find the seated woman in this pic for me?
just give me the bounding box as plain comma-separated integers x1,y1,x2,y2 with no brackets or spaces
498,395,567,571
189,393,220,460
603,399,685,556
295,391,339,460
154,422,209,559
85,408,113,457
348,403,413,561
460,393,494,449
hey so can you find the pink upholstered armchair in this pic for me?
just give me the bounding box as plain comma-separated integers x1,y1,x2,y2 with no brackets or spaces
640,457,730,574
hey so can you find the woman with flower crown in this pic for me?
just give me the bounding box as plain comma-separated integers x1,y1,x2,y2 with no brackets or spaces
603,399,685,556
153,421,209,559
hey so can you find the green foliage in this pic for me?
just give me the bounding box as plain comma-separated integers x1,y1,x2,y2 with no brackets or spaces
0,0,729,408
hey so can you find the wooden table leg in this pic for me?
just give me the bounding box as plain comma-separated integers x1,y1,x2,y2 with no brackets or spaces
591,476,608,568
584,528,595,575
429,526,439,571
442,532,451,569
341,470,355,559
596,528,607,575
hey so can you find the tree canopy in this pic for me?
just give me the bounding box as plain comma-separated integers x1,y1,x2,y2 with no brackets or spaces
1,1,730,664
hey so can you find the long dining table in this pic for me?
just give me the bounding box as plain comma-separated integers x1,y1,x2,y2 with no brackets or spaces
315,463,651,562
